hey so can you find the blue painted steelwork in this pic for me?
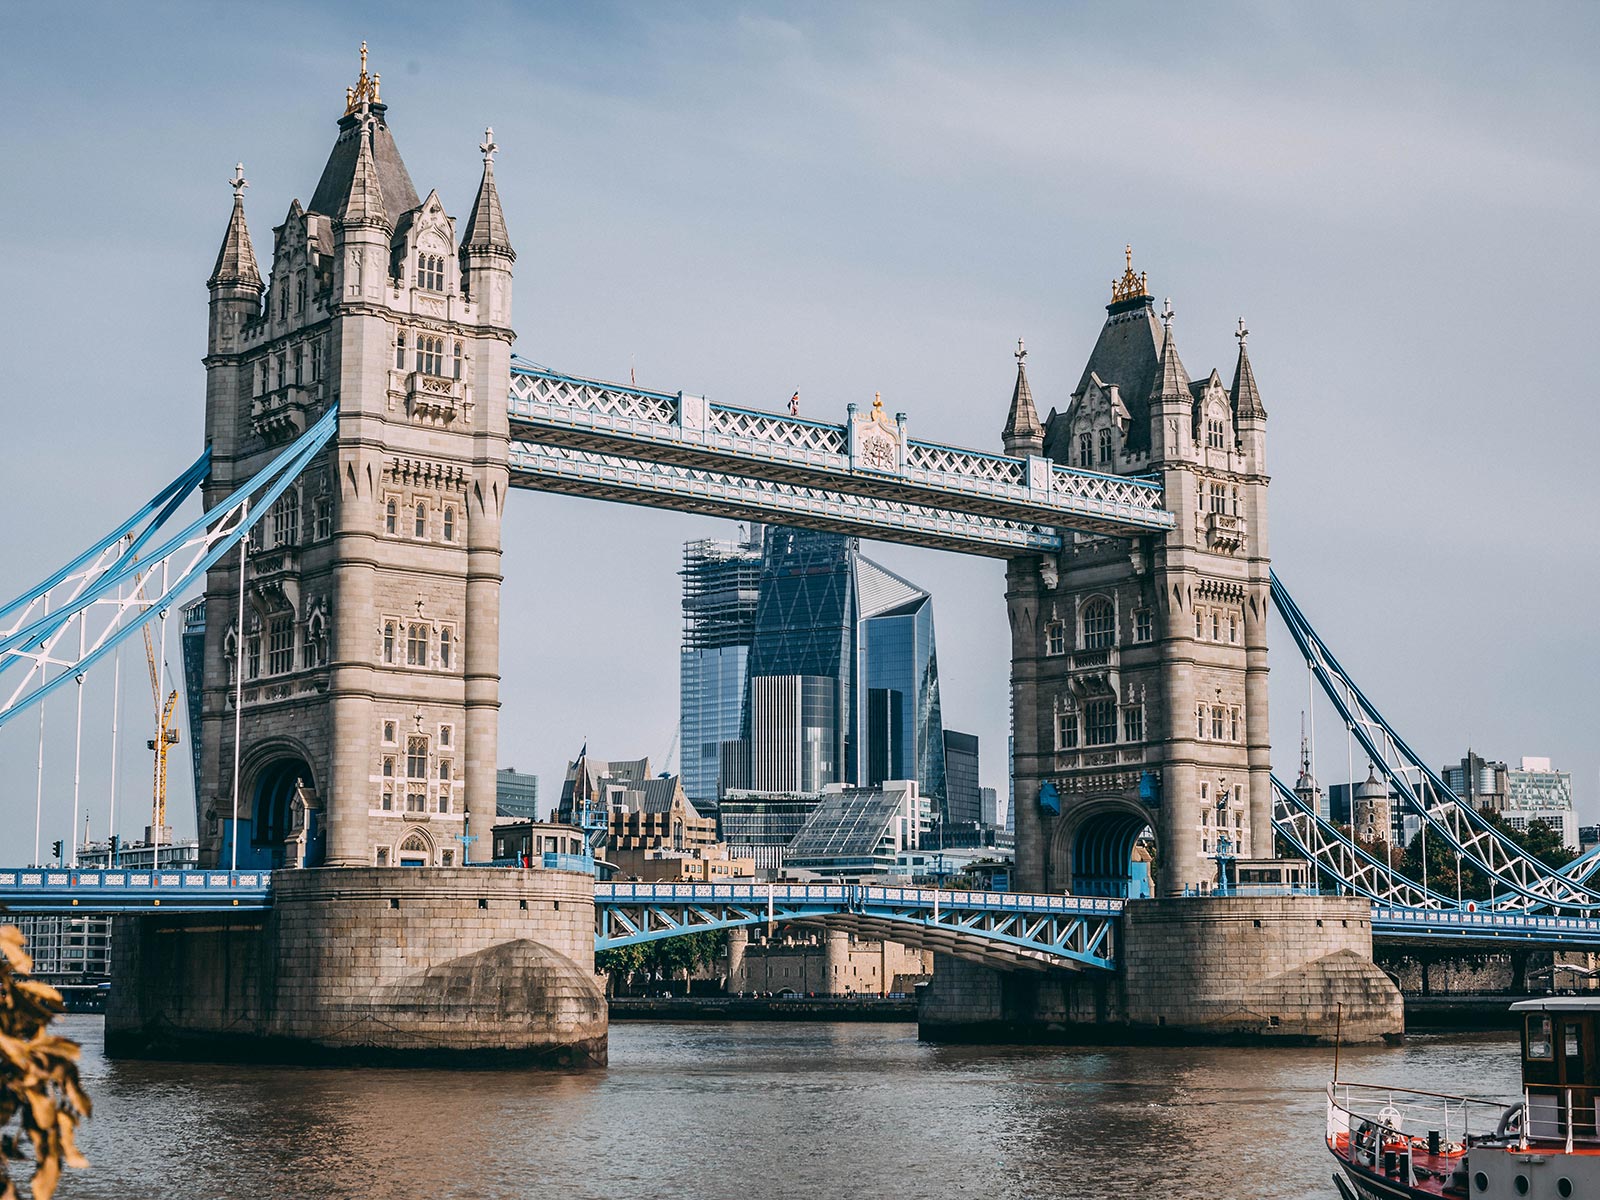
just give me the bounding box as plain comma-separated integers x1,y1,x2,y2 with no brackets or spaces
0,868,271,912
594,881,1121,971
0,408,339,728
1372,906,1600,947
1271,571,1600,913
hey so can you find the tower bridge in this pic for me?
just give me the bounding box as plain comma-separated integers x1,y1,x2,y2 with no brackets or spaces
1,52,1591,1060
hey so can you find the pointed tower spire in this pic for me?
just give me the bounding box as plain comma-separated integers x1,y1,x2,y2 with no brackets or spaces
209,164,263,291
462,126,514,259
1002,337,1044,456
1230,317,1266,419
338,119,389,228
1149,298,1191,402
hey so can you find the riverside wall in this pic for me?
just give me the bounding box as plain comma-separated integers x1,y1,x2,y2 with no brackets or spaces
919,895,1403,1045
105,866,607,1066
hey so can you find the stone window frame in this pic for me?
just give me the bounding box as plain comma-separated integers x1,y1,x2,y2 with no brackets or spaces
1045,620,1066,656
245,618,261,681
1229,707,1241,742
438,723,454,750
375,847,390,867
416,334,445,377
1083,698,1117,746
1195,704,1207,740
395,329,407,371
383,496,399,535
1228,613,1239,644
1077,432,1092,469
266,614,294,675
1121,704,1144,743
415,252,446,293
1054,705,1078,751
439,626,454,669
413,500,428,539
1194,607,1205,639
442,505,456,543
313,494,333,541
381,621,396,664
1211,705,1225,740
1080,596,1116,651
381,720,398,745
406,623,429,667
1134,609,1152,642
1097,427,1112,465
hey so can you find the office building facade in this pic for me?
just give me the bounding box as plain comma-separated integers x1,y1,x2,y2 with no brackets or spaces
680,529,765,806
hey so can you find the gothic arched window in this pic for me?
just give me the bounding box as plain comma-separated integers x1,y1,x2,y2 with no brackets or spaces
1097,428,1112,465
439,627,452,670
407,623,428,666
414,501,427,538
452,340,463,380
1081,598,1115,650
416,252,445,292
382,621,395,664
1077,432,1092,469
384,499,397,534
442,506,455,542
1196,705,1207,739
1211,706,1225,740
1207,417,1226,450
417,335,444,376
395,330,406,371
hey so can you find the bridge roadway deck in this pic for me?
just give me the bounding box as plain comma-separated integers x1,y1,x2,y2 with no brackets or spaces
3,871,1599,959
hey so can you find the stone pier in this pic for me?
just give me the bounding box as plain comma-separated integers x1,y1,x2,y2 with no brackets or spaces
919,895,1403,1045
106,867,607,1066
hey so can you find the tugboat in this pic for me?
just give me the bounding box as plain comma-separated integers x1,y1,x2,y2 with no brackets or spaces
1328,997,1600,1198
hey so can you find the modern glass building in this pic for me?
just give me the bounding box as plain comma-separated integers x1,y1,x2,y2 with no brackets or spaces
942,730,981,825
738,528,947,808
679,527,765,806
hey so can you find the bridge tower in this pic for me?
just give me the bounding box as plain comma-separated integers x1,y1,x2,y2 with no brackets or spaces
1007,254,1272,897
196,50,513,869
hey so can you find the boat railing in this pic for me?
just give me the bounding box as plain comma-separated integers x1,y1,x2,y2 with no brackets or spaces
1328,1080,1515,1166
1524,1084,1600,1153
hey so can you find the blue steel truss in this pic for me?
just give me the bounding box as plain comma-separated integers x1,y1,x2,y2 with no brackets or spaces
594,881,1121,972
0,868,271,913
0,408,338,728
1270,571,1600,914
506,362,1175,548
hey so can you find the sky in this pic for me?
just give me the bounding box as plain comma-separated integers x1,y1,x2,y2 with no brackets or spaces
1,1,1596,855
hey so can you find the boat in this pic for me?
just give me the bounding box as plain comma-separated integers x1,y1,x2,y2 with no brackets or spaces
1327,996,1600,1198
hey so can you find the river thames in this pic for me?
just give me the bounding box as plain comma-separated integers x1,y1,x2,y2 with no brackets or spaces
57,1016,1519,1199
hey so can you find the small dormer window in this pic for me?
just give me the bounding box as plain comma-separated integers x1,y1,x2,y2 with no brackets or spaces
1207,417,1226,450
1098,428,1112,465
416,252,446,292
1078,433,1092,469
295,272,307,315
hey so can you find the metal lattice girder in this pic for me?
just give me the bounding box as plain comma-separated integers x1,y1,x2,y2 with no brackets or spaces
1270,571,1600,913
0,408,338,728
508,442,1065,557
508,364,1174,539
1373,906,1600,949
1271,774,1453,909
0,868,272,913
593,882,1121,972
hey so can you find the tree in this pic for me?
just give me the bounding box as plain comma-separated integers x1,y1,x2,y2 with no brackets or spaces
1401,811,1577,903
594,930,729,995
0,923,91,1200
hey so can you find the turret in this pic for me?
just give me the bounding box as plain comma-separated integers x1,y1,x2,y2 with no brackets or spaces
460,127,515,327
1147,298,1193,463
1230,318,1266,469
1001,338,1044,457
207,164,264,356
333,111,391,305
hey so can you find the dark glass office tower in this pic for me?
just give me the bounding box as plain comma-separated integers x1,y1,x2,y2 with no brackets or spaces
741,528,946,806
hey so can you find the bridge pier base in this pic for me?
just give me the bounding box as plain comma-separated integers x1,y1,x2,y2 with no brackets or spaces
919,896,1402,1045
105,867,607,1067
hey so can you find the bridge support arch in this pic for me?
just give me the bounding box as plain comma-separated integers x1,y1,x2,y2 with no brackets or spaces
1052,799,1154,899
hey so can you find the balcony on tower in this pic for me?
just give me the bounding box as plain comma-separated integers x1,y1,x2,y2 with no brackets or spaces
1063,645,1120,700
402,370,468,425
1202,509,1247,552
251,384,319,443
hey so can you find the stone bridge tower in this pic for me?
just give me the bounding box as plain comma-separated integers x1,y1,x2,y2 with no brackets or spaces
1006,253,1271,897
196,49,513,869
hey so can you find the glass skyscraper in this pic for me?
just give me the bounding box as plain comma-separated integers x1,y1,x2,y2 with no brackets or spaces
679,528,765,806
737,528,946,808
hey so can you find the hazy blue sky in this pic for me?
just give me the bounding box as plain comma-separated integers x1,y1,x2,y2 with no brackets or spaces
1,2,1596,854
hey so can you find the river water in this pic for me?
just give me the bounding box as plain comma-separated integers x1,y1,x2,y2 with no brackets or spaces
51,1015,1520,1200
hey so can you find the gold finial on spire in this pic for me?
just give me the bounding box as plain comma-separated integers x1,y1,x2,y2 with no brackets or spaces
345,40,380,115
872,390,883,413
1110,243,1151,305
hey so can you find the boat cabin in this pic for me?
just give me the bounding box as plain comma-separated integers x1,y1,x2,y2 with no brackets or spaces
1512,997,1600,1145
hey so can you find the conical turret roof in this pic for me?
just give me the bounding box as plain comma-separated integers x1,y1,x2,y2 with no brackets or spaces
462,128,514,258
1149,305,1192,403
338,118,389,228
209,172,263,291
1230,323,1266,420
1002,340,1043,450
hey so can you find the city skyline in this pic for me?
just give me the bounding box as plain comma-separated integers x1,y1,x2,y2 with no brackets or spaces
1,3,1597,853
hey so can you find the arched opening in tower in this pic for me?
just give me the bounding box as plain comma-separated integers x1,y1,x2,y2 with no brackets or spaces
249,757,323,869
1071,810,1154,899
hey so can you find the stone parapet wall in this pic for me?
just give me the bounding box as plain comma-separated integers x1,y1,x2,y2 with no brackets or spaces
107,866,606,1066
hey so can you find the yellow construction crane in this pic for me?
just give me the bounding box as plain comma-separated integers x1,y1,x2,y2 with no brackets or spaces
142,621,179,832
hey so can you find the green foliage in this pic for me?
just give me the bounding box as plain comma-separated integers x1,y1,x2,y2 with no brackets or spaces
1400,811,1576,902
596,929,730,992
0,923,91,1200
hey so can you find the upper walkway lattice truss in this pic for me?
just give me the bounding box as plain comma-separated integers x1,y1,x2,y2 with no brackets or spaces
506,364,1174,556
